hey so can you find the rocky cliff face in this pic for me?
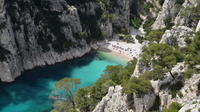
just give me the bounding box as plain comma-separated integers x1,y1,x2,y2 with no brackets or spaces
93,0,200,112
152,0,200,30
152,0,176,29
93,86,156,112
0,0,130,82
160,26,194,47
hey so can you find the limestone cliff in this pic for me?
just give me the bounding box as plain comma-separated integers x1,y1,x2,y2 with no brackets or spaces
0,0,130,82
92,0,200,112
1,0,200,111
93,86,156,112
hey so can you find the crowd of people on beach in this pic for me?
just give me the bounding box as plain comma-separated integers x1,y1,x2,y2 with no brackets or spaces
103,28,143,59
108,41,141,58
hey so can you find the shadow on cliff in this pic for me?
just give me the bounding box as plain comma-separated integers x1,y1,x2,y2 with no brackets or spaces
0,51,99,111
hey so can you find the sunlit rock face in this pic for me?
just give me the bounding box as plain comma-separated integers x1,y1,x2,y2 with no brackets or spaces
196,21,200,32
160,26,194,48
93,86,156,112
0,0,131,82
152,0,176,30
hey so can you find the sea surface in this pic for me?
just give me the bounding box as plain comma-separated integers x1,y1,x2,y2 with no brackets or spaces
0,51,127,112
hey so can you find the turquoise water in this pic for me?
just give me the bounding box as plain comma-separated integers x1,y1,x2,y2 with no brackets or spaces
0,51,127,112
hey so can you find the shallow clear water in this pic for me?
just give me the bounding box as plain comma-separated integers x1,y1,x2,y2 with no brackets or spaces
0,51,126,112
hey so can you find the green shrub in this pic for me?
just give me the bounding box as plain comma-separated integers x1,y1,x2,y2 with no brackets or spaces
171,90,178,98
164,16,174,29
141,65,166,80
175,0,185,5
143,17,156,33
136,35,144,43
78,32,87,39
123,77,153,95
184,68,196,79
130,17,143,29
145,30,165,43
177,91,183,98
185,32,200,66
69,59,137,112
120,34,135,43
102,12,116,21
141,43,183,70
140,43,184,81
163,102,182,112
186,109,191,112
143,2,154,14
184,37,192,44
159,0,165,6
180,4,200,23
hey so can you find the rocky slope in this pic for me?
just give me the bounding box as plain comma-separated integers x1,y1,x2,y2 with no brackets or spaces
0,0,130,82
92,0,200,112
93,86,156,112
1,0,200,111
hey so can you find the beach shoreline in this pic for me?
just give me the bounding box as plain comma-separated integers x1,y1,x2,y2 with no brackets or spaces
98,28,144,62
98,47,132,61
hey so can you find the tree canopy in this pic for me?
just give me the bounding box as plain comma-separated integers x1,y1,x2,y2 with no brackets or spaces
141,43,183,79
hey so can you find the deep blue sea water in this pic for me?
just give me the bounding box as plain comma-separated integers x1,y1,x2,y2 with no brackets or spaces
0,51,127,112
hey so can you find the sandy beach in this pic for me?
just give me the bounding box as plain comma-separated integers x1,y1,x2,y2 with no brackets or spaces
99,28,144,61
98,47,132,61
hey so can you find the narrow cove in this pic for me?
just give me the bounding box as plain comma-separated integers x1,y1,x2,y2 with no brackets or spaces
0,51,127,112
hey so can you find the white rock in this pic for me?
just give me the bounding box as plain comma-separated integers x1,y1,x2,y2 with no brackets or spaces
196,21,200,32
160,26,194,47
152,0,175,29
93,85,156,112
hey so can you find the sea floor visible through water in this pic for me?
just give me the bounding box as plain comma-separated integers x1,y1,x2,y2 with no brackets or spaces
0,51,127,112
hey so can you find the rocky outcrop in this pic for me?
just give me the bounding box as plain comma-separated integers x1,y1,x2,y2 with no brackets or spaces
152,0,199,30
93,86,132,112
132,41,150,77
174,0,200,28
177,74,200,104
93,86,156,112
93,0,200,111
146,0,162,18
151,62,185,93
158,74,200,110
160,26,194,47
179,102,200,112
0,0,131,82
152,0,176,29
196,21,200,32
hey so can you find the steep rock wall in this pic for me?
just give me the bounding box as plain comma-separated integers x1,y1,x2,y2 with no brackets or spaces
0,0,131,82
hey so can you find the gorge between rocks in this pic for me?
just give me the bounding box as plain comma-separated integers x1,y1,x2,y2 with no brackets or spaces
0,51,127,112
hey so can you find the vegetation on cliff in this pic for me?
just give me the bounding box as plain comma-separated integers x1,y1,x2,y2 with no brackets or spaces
49,31,200,112
51,59,137,112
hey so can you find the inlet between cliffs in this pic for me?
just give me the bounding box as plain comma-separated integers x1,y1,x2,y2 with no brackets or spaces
0,51,127,112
